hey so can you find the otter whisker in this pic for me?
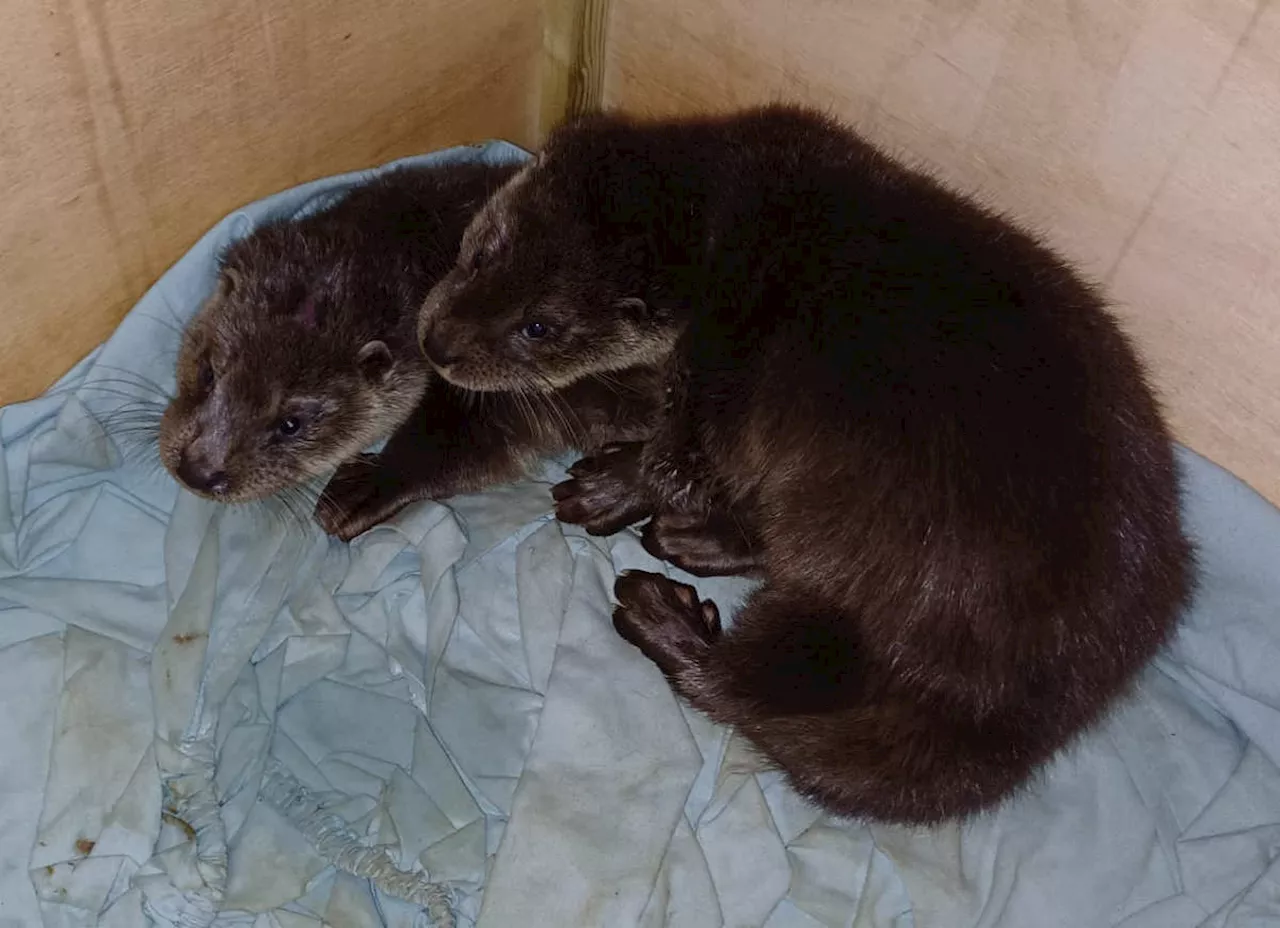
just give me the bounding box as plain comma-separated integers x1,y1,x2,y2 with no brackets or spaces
100,430,164,448
260,487,298,528
527,388,573,446
311,495,342,531
91,400,165,419
52,424,153,469
98,411,166,434
84,402,168,424
526,371,587,447
158,292,197,332
288,477,328,510
293,473,336,513
112,439,164,474
339,456,384,471
90,364,176,400
274,489,314,532
103,429,165,448
260,496,299,534
77,385,171,407
509,385,539,445
77,379,170,396
77,392,168,412
104,422,163,446
90,418,166,452
587,371,627,400
133,311,189,341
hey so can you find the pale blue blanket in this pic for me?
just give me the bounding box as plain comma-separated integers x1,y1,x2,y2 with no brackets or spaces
1,141,1278,928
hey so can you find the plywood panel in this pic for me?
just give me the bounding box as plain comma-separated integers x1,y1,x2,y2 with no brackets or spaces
0,0,541,403
605,0,1280,505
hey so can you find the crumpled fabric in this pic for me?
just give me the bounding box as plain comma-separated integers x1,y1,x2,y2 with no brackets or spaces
1,141,1278,928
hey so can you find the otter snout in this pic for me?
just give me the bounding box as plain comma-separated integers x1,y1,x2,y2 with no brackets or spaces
420,324,462,371
175,450,231,497
417,274,471,371
163,396,238,499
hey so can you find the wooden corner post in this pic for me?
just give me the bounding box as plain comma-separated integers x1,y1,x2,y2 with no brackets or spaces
538,0,612,140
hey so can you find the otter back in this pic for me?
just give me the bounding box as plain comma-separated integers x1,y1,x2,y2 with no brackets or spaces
419,105,1196,824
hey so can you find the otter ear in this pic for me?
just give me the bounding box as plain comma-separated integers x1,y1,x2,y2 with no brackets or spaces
613,297,649,318
216,266,243,299
357,340,394,383
294,293,322,330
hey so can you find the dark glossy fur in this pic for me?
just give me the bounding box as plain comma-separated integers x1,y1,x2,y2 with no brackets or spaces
419,105,1196,823
158,160,661,540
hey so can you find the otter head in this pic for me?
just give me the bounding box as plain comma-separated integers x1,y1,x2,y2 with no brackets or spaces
417,137,681,393
158,229,429,503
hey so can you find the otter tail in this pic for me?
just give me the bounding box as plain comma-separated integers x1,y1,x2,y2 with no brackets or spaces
613,571,1070,825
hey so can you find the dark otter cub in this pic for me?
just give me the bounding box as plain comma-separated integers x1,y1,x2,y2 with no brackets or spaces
418,106,1195,824
159,160,661,540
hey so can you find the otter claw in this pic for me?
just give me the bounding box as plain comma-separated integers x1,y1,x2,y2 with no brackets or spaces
568,442,641,478
639,509,761,578
612,571,720,678
551,479,582,502
554,444,652,535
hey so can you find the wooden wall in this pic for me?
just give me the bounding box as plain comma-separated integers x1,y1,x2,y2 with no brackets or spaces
603,0,1280,506
0,0,543,404
5,0,1277,505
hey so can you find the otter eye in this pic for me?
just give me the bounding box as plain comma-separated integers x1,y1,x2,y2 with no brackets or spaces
522,321,549,340
277,416,302,437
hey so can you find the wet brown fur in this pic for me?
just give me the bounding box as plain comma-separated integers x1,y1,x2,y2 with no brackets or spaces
419,105,1196,824
159,160,661,539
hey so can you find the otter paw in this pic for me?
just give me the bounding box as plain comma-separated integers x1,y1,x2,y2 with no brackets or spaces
640,441,709,510
552,443,652,535
613,570,720,679
566,441,639,477
642,510,760,578
316,456,415,542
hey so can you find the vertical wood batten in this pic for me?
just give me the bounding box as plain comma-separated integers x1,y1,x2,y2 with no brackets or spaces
537,0,612,141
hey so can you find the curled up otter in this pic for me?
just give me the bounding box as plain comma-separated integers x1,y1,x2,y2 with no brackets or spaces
158,159,661,540
417,105,1196,824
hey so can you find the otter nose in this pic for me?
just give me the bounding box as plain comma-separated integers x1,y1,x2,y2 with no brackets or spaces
177,452,230,496
420,327,460,369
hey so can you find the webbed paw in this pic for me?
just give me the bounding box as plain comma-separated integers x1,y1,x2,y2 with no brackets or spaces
551,442,653,535
613,570,720,679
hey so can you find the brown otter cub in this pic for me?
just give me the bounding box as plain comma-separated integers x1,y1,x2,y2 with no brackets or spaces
159,160,661,540
417,105,1196,824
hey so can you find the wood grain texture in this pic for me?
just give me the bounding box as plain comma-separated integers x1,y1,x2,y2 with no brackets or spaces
538,0,612,138
0,0,541,403
604,0,1280,506
569,0,613,116
540,0,582,137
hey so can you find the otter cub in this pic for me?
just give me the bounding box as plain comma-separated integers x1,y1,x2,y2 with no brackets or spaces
417,105,1195,824
159,160,661,540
